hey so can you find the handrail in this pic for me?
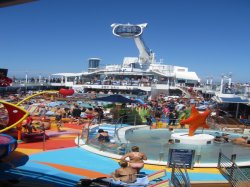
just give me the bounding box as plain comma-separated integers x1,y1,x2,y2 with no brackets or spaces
84,117,97,144
113,115,134,143
171,163,191,187
218,152,250,187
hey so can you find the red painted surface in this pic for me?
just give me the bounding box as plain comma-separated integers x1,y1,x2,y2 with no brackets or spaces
59,88,74,96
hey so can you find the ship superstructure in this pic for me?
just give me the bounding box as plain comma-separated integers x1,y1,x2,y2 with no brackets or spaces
51,23,200,98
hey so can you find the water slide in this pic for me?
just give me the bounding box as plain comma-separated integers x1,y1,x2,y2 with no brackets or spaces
0,100,29,133
0,91,58,133
0,100,28,159
0,91,58,158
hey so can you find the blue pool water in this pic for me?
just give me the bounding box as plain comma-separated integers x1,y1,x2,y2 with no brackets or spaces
125,128,250,166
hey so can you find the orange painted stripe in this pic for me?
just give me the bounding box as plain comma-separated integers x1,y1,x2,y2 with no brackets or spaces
36,161,109,178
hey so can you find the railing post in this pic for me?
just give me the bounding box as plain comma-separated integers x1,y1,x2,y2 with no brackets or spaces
77,133,80,147
231,154,236,163
42,131,46,151
230,154,236,183
85,119,92,145
114,117,121,139
159,152,164,162
171,163,175,186
217,151,222,169
134,115,136,126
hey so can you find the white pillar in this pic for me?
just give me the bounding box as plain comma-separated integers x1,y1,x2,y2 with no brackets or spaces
210,78,213,85
39,74,41,83
220,77,224,94
236,103,239,118
25,73,28,83
228,77,232,88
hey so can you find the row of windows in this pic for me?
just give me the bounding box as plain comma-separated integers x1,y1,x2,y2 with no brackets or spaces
114,25,142,36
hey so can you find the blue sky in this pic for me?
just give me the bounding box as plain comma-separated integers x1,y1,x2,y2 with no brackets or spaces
0,0,249,83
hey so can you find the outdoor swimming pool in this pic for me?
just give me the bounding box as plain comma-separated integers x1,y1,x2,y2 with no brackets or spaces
85,124,250,167
125,127,250,167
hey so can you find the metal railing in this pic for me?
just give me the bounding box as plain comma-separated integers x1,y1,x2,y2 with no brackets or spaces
217,152,250,187
171,163,191,187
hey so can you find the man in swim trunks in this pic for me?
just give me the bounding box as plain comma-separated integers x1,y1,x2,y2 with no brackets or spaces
121,146,147,174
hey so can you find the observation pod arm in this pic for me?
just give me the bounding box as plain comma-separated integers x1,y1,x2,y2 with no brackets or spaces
134,36,151,64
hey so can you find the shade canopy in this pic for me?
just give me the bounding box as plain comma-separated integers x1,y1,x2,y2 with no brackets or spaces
212,96,249,104
220,97,249,104
93,94,136,103
211,95,250,118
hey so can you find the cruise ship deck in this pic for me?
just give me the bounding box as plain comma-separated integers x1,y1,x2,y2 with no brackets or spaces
0,123,233,187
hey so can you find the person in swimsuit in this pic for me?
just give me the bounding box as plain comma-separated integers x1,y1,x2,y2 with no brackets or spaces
55,107,63,132
24,115,37,134
79,160,139,186
96,129,110,143
111,160,137,183
231,136,248,145
121,146,147,174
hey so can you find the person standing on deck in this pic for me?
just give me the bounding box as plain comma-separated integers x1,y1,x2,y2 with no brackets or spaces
121,146,147,174
55,107,64,131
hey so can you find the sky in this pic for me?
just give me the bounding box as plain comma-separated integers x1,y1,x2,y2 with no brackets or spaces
0,0,250,83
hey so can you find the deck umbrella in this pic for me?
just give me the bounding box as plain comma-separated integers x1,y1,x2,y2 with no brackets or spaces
93,94,136,103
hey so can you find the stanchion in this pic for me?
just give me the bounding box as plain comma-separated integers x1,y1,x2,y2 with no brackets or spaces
77,133,80,147
42,131,46,151
17,123,23,143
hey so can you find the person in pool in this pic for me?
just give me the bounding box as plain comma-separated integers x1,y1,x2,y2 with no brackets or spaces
120,146,147,174
231,136,248,145
95,129,110,143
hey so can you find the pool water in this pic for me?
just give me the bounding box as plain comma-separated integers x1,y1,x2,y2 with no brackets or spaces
125,128,250,166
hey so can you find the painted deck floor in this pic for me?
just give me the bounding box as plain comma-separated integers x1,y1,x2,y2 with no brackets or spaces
0,124,229,187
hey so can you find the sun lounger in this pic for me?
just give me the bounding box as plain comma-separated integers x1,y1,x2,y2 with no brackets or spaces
76,169,168,187
122,169,167,187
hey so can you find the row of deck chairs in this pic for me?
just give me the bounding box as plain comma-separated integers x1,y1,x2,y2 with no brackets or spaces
76,169,170,187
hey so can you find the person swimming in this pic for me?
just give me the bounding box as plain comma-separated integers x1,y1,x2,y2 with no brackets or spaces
231,136,248,145
96,129,110,143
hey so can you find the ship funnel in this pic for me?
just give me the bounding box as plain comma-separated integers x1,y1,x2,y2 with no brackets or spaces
88,58,100,72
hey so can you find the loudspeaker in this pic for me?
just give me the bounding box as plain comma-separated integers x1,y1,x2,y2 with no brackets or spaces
0,68,8,77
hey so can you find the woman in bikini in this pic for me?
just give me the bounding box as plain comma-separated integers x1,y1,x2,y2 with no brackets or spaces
121,146,147,174
111,160,137,183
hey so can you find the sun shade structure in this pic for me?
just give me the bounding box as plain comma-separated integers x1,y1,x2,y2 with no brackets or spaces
93,94,137,103
212,95,250,118
212,96,249,104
